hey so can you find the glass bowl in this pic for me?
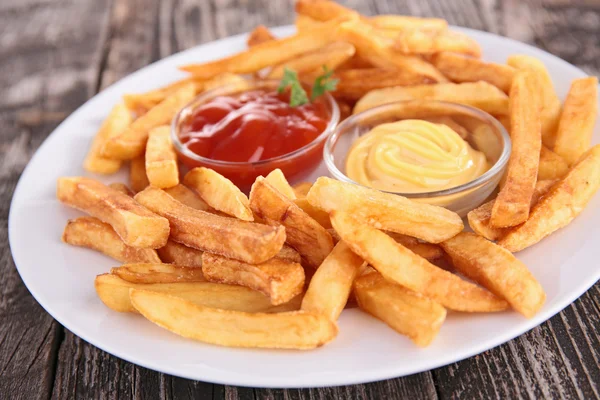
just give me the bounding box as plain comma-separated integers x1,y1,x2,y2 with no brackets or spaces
171,79,340,190
324,100,511,216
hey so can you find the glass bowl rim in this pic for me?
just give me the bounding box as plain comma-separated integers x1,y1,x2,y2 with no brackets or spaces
170,79,341,167
323,100,512,199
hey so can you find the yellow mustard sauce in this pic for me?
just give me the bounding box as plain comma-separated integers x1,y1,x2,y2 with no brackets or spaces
345,119,490,193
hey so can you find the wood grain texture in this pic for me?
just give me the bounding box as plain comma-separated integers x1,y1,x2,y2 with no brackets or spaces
0,0,599,399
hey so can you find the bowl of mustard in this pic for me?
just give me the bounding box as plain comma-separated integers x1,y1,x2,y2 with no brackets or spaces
323,100,511,216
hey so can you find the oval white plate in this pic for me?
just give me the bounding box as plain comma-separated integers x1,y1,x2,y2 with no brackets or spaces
9,26,600,388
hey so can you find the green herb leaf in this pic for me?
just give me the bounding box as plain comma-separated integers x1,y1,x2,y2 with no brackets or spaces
277,68,309,107
311,66,339,101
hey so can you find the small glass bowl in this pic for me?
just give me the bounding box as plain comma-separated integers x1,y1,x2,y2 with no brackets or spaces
324,100,511,216
171,79,340,190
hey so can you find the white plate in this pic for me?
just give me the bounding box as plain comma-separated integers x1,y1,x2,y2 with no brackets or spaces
8,25,600,388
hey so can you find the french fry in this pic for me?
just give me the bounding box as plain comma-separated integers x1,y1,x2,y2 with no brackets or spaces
354,272,446,347
145,126,179,188
163,184,211,211
490,70,542,227
394,29,481,58
129,155,149,193
102,84,196,160
404,242,445,262
183,167,253,221
293,197,332,229
499,145,600,252
62,217,161,263
249,177,334,268
538,146,569,180
354,81,509,115
202,253,305,305
293,182,313,198
441,232,546,318
265,169,296,199
294,14,324,33
108,183,134,197
247,25,276,47
553,77,598,165
83,103,131,174
431,52,515,93
123,77,204,113
507,55,562,147
331,211,508,312
369,15,448,32
129,289,337,349
268,42,356,79
295,0,358,22
307,177,463,243
111,263,205,284
57,177,170,248
134,186,285,264
157,239,203,267
94,274,301,313
328,228,341,244
301,241,365,321
278,245,303,264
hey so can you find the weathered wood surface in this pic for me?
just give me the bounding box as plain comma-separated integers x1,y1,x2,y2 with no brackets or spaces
0,0,599,399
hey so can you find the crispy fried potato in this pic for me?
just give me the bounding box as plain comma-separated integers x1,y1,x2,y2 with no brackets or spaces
57,177,169,248
111,263,205,284
145,126,179,188
83,103,131,174
268,42,356,79
62,217,161,263
134,186,285,264
553,77,598,165
354,272,446,347
163,184,211,211
295,0,358,21
183,167,253,221
431,52,515,93
301,241,365,320
442,232,546,318
369,15,447,32
394,29,481,57
490,70,542,227
202,253,305,305
247,25,276,47
499,145,600,252
327,228,341,244
307,177,463,243
265,169,296,199
293,197,332,229
108,183,134,197
354,81,509,115
129,155,149,193
130,289,337,349
331,211,508,312
278,245,303,264
249,177,334,268
94,274,300,313
123,77,203,112
507,55,561,147
157,239,203,267
538,146,569,180
102,84,195,160
293,182,313,198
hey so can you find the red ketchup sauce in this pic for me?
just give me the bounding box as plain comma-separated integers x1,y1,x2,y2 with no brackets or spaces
176,89,332,189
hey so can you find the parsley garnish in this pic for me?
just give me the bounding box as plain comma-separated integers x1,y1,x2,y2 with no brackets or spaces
277,66,339,107
311,66,339,101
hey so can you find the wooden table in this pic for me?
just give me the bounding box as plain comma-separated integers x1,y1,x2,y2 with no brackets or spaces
1,0,599,398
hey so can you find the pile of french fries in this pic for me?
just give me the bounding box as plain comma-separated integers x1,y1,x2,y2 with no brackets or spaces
60,0,600,349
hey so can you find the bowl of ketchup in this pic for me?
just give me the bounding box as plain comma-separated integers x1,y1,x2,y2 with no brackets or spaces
171,79,340,190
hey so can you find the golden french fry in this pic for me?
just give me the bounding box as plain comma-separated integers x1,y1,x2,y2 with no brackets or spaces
249,177,334,268
183,167,253,221
442,232,546,318
57,177,169,248
102,84,196,160
94,274,301,313
293,182,313,198
268,42,356,79
129,289,337,349
490,70,542,227
369,15,447,32
123,77,203,113
431,52,515,93
111,263,205,284
293,197,332,229
247,25,276,47
307,177,463,243
62,217,161,263
538,146,569,180
328,228,341,244
331,211,508,312
157,239,203,267
202,253,305,305
394,29,481,58
265,169,296,199
354,81,509,115
278,245,302,264
507,55,562,147
129,155,149,193
499,145,600,252
295,0,358,21
384,232,444,261
354,272,446,347
108,183,134,197
163,184,211,211
83,103,131,174
134,186,285,264
145,126,179,188
301,241,365,320
553,77,598,165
